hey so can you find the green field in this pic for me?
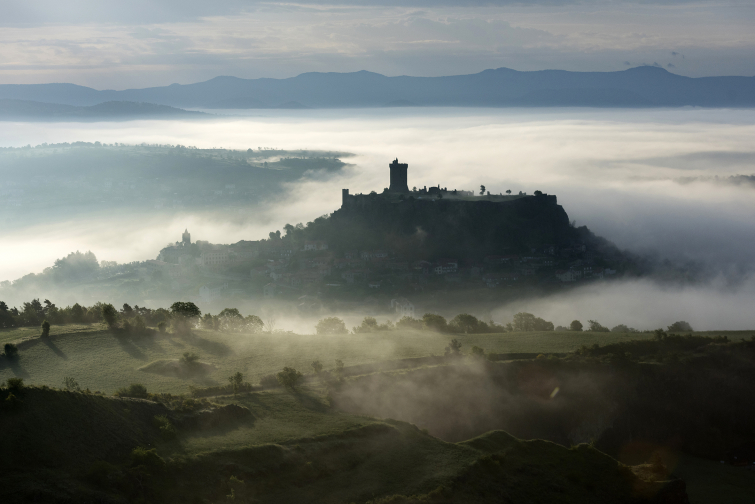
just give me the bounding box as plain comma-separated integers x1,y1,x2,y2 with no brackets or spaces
0,323,107,346
3,325,753,395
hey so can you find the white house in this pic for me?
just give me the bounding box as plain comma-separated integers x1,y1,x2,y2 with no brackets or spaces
391,298,415,318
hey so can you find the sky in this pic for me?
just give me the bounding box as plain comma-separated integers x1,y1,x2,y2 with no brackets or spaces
0,0,754,88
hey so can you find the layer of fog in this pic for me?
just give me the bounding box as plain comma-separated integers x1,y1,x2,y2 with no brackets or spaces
2,107,755,328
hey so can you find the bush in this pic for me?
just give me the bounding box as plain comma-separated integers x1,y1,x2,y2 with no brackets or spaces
4,392,22,409
444,339,462,356
315,317,348,335
277,367,303,389
41,320,50,337
5,377,24,392
63,376,81,392
130,447,165,470
157,321,167,333
153,415,177,440
353,317,394,333
3,343,19,359
470,346,486,358
422,313,448,332
114,383,148,399
311,360,323,374
667,321,694,333
180,352,200,366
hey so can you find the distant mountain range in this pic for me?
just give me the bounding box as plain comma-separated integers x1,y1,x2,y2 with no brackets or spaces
1,66,754,113
0,99,203,120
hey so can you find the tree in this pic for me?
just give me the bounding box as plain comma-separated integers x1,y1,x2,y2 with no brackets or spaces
218,308,243,332
587,320,610,332
133,315,146,334
276,367,303,389
422,313,447,332
244,315,264,333
667,321,693,333
63,376,80,392
316,317,348,335
534,190,543,196
569,320,583,331
157,321,167,333
396,316,423,330
228,372,244,396
311,360,323,374
3,343,19,359
180,352,199,365
448,314,488,334
41,320,50,337
479,185,486,195
506,189,511,195
444,338,462,356
170,301,201,335
102,303,118,328
512,312,554,332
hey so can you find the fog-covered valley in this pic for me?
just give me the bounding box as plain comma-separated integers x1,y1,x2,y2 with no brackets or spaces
2,108,755,329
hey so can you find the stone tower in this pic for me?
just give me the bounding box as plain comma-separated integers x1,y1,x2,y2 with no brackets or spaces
182,228,191,245
389,158,409,192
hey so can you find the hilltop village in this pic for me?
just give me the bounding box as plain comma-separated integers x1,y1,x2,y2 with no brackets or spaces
150,159,628,309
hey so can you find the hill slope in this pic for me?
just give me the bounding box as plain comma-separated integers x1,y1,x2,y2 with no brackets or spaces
0,99,203,120
1,66,753,109
0,386,684,503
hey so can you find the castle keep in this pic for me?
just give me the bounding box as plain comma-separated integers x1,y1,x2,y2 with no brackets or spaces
388,158,409,192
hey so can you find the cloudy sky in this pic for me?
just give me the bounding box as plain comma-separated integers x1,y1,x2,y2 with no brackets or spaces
1,0,753,89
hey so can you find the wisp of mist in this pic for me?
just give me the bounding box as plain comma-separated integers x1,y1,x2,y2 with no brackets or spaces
2,107,755,329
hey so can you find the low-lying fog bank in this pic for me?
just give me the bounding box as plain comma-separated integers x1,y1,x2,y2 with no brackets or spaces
2,108,755,317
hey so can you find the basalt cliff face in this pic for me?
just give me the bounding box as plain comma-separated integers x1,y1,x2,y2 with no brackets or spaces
329,193,574,261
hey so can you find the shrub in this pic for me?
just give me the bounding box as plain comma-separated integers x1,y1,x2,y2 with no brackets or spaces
157,321,167,333
277,367,303,389
444,339,462,356
130,447,165,470
63,376,81,392
470,346,486,358
5,377,24,392
41,320,50,337
611,324,630,333
311,360,323,374
3,343,19,359
153,415,177,440
667,321,694,333
114,383,148,399
122,320,132,333
422,313,448,332
102,303,118,328
315,317,348,335
180,352,200,366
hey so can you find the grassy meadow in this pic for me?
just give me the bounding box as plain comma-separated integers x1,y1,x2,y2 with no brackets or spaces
2,323,752,395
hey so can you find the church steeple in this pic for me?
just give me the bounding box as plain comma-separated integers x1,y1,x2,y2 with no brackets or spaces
182,228,191,245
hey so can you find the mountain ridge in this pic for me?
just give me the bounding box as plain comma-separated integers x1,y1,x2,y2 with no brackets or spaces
1,66,754,109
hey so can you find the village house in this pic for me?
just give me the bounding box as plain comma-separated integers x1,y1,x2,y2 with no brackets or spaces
434,259,458,275
200,250,229,267
391,297,415,318
303,240,328,251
